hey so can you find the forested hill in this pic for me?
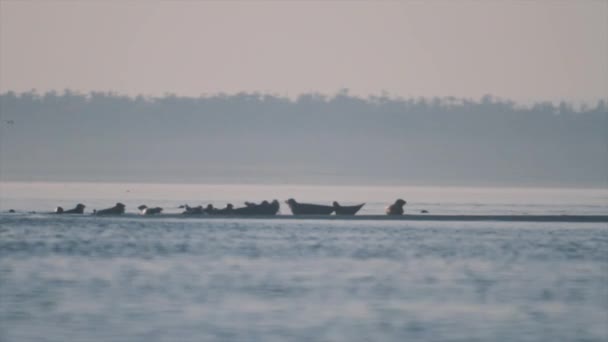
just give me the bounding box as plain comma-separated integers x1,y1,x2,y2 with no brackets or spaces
1,90,606,186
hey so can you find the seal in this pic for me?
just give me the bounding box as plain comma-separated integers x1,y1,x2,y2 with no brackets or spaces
386,199,406,215
233,200,280,216
332,201,365,215
179,204,204,215
59,203,86,214
94,202,126,215
285,198,334,215
137,205,163,215
216,203,234,215
204,204,217,215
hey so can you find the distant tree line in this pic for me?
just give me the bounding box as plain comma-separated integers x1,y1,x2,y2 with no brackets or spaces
2,88,606,115
1,90,606,186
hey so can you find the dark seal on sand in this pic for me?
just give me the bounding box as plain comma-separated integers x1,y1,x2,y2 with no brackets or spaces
285,198,334,215
179,204,204,215
233,200,280,216
332,201,365,215
216,203,234,215
386,199,406,215
57,203,86,214
138,205,163,215
94,203,126,215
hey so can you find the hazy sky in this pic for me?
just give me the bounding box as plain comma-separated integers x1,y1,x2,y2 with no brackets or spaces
1,1,607,103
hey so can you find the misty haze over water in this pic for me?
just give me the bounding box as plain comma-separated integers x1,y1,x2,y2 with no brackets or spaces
0,90,606,187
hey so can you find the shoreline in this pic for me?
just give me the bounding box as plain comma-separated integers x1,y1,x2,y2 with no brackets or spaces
5,213,608,223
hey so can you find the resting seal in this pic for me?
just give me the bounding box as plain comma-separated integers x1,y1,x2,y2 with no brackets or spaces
386,199,406,215
285,198,334,215
332,201,365,215
216,203,234,215
179,204,204,215
57,203,86,214
94,202,126,215
138,205,163,215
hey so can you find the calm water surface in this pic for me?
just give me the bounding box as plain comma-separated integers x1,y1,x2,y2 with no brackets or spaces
0,183,607,341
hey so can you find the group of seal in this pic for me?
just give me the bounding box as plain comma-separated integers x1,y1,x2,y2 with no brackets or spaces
179,200,280,216
44,198,412,216
55,202,126,215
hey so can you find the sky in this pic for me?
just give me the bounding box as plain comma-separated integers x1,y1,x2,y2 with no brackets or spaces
0,1,607,103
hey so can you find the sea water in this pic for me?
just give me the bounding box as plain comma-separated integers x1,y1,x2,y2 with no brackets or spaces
0,182,607,342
